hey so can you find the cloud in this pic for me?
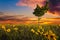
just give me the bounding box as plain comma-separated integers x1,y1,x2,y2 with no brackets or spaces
49,0,60,15
16,0,60,15
0,12,4,15
0,15,33,24
0,16,16,21
0,12,25,21
0,12,37,24
0,14,60,24
16,0,46,8
0,15,25,21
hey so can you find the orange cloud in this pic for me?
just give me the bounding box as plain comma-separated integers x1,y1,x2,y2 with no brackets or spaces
0,16,60,24
41,18,60,24
0,12,60,24
16,0,46,8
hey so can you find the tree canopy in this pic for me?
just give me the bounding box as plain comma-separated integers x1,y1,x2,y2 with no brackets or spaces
33,1,49,17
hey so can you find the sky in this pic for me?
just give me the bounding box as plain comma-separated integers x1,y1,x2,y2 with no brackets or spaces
0,0,34,17
0,0,60,24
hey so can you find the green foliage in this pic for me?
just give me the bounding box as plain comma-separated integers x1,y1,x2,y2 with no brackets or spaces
33,1,49,17
33,5,44,17
41,1,49,13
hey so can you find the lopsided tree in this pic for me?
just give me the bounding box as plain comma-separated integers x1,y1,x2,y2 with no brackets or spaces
33,1,49,27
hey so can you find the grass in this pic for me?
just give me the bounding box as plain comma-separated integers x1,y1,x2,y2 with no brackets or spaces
0,24,60,40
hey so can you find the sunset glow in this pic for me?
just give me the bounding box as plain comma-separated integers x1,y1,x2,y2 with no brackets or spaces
0,0,60,40
0,18,60,24
0,0,60,24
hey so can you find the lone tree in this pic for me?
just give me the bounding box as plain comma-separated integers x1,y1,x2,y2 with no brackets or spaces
33,1,49,27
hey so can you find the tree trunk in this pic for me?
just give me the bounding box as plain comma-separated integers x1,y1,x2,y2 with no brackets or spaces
38,17,40,28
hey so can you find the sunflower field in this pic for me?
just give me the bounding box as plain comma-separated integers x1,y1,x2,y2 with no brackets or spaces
0,24,60,40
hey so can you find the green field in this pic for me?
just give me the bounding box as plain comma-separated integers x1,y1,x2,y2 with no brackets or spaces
0,24,60,40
